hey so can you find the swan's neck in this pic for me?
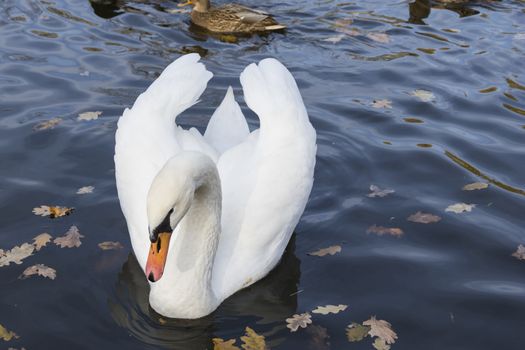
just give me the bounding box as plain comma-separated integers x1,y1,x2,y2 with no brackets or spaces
149,153,222,319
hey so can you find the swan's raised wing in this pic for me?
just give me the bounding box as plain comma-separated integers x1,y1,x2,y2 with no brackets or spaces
115,54,213,268
213,59,317,299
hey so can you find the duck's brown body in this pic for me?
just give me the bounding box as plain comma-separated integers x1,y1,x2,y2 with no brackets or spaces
191,3,285,34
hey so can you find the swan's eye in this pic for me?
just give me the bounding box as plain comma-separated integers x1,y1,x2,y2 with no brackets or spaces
150,208,175,242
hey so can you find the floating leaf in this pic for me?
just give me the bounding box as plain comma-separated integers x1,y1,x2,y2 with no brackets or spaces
373,338,391,350
346,323,370,342
410,89,435,102
372,99,392,109
363,316,397,345
77,186,94,194
286,313,312,332
20,264,56,280
33,233,52,251
308,245,341,257
323,34,345,44
367,185,395,198
240,327,267,350
407,211,441,224
445,203,475,213
367,32,390,43
312,304,347,315
462,182,488,191
98,241,123,250
0,324,19,341
32,205,74,218
54,226,84,248
512,244,525,260
78,111,102,121
33,117,62,131
213,338,240,350
0,243,35,267
367,225,403,237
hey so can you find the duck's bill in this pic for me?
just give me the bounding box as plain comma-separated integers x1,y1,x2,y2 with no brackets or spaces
178,0,194,7
145,232,172,282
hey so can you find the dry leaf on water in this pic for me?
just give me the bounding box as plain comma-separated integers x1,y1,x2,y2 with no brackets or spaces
367,185,395,198
367,32,390,43
0,324,19,341
312,304,347,315
363,316,398,345
240,327,267,350
445,203,475,213
20,264,56,280
286,313,312,332
372,99,392,109
213,338,240,350
346,323,370,342
33,233,52,251
77,186,94,194
77,111,102,121
410,89,435,102
54,226,84,248
407,211,441,224
32,205,74,218
308,245,341,257
98,241,123,250
33,117,62,131
462,182,488,191
0,243,35,267
512,245,525,260
373,338,391,350
367,225,403,237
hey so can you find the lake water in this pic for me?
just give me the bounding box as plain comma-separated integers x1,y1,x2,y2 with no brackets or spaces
0,0,524,349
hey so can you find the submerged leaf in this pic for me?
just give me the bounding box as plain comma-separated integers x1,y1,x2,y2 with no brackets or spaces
20,264,56,280
240,327,267,350
0,243,35,267
445,203,475,213
213,338,240,350
363,316,397,345
372,338,391,350
367,32,390,43
33,117,62,131
367,185,395,198
32,205,74,218
367,225,403,237
462,182,488,191
0,324,19,341
286,313,312,332
407,211,441,224
323,34,345,44
307,325,330,350
77,186,94,194
312,304,347,315
33,233,52,251
346,323,370,342
410,89,435,102
77,111,102,121
98,241,123,250
54,226,84,248
308,245,341,257
512,244,525,260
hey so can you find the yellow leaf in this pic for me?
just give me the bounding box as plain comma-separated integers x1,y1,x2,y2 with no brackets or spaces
346,323,370,342
33,233,52,251
373,338,391,350
0,323,19,341
32,205,74,218
240,327,267,350
213,338,240,350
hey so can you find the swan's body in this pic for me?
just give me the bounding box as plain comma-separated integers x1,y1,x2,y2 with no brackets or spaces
114,54,316,319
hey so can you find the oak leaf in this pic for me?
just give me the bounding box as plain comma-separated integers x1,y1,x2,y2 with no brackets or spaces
213,338,240,350
462,182,488,191
346,323,370,342
372,99,392,109
54,226,84,248
308,245,341,257
0,243,35,267
410,89,435,102
98,241,123,250
0,324,19,341
286,313,312,332
373,338,391,350
240,327,267,350
33,233,52,251
445,203,475,213
512,244,525,260
367,225,403,237
20,264,56,280
78,111,102,121
312,304,347,315
367,185,395,198
407,211,441,224
77,186,94,194
363,316,397,344
32,205,74,218
33,117,62,131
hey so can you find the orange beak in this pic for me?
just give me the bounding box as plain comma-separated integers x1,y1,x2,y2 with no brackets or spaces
145,232,172,282
178,0,194,7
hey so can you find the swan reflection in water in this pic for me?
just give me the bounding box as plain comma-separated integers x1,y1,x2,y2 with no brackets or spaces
109,237,301,349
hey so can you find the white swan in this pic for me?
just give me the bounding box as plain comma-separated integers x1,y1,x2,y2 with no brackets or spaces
114,54,316,319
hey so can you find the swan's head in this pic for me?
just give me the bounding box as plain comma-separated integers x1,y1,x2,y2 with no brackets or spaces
145,158,194,283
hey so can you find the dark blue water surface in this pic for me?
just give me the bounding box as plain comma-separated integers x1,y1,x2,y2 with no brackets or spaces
1,0,524,349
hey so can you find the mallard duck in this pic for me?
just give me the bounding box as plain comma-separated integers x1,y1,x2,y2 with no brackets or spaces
179,0,286,34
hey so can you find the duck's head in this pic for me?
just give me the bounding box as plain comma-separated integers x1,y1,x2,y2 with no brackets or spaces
145,158,194,283
178,0,210,12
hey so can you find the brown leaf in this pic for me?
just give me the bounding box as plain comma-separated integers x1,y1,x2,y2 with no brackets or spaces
363,316,397,344
512,244,525,260
407,211,441,224
367,225,403,237
462,182,489,191
240,327,267,350
20,264,56,280
98,241,123,250
312,304,347,315
213,338,240,350
33,233,52,251
33,117,62,131
286,313,312,332
0,243,35,267
54,226,84,248
346,323,370,342
308,245,341,257
373,338,391,350
32,205,74,218
0,323,19,341
445,203,475,213
367,185,395,198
